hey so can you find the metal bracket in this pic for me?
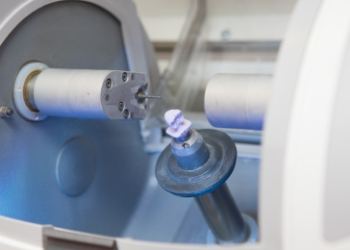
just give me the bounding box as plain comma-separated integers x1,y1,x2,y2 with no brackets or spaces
101,70,148,120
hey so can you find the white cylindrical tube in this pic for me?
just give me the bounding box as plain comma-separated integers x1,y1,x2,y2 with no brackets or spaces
204,74,271,130
31,69,110,119
14,63,148,121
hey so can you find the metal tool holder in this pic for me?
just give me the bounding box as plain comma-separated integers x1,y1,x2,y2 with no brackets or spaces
156,110,257,244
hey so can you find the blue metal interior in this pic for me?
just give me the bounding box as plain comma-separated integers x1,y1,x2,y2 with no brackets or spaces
0,2,151,237
0,1,261,244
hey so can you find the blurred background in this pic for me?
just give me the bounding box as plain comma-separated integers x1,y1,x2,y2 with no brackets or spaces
134,0,295,113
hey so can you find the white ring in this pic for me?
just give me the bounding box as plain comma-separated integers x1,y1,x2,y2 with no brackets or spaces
14,62,48,121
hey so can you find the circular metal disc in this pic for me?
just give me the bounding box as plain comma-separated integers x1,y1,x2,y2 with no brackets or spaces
156,129,237,197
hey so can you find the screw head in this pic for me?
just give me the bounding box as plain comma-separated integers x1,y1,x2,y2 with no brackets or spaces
0,106,13,119
118,101,125,111
105,79,112,88
122,72,128,82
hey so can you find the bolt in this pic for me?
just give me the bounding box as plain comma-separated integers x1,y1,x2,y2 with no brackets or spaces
118,101,125,111
0,106,13,119
106,79,112,88
122,72,128,82
164,109,192,139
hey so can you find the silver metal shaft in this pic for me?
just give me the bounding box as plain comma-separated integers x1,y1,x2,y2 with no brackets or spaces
195,184,249,243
